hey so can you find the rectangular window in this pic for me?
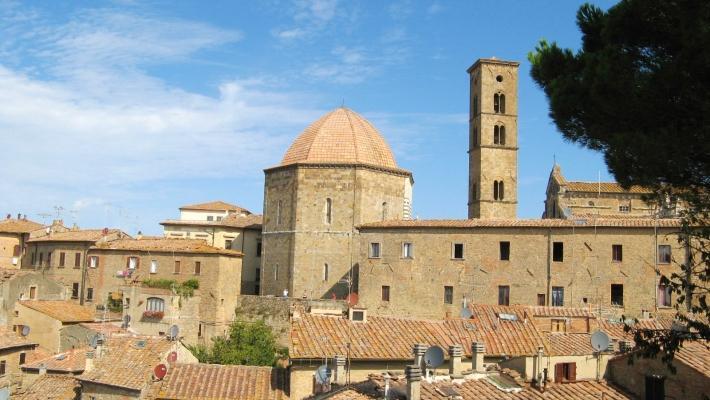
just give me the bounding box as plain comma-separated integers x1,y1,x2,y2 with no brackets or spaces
276,200,282,226
645,375,665,400
39,252,43,266
225,239,233,249
537,294,545,306
86,288,94,302
89,256,99,268
323,264,329,282
658,245,671,264
59,252,66,267
0,360,5,376
150,260,158,274
444,286,453,305
499,241,510,261
74,253,81,268
369,243,381,258
552,319,566,332
612,245,623,262
174,260,181,274
554,362,576,382
657,283,672,307
619,205,630,213
255,268,261,282
47,251,51,266
127,256,138,270
19,352,26,365
552,242,564,262
31,252,35,266
216,216,222,221
274,264,279,281
402,242,413,258
498,286,510,306
611,284,624,306
71,283,79,299
194,261,201,275
207,216,214,221
29,286,37,300
552,286,564,307
452,243,464,260
256,242,262,257
381,285,390,302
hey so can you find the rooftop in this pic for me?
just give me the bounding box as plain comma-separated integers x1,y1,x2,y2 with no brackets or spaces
91,237,243,256
358,217,680,229
0,326,36,351
280,108,402,171
153,364,288,400
0,217,43,234
18,300,96,323
14,374,80,400
161,213,263,230
22,347,88,373
27,228,125,243
179,201,252,213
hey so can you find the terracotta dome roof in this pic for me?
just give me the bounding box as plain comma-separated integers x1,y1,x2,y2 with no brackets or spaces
281,108,398,169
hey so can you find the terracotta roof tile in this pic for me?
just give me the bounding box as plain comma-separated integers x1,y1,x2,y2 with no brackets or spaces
359,217,681,229
179,201,252,213
524,306,595,318
27,229,124,243
22,347,88,373
673,341,710,376
545,333,596,356
161,213,263,230
0,218,43,233
78,337,174,391
564,181,652,194
18,300,96,323
14,374,80,400
0,326,36,351
154,364,288,400
91,237,243,256
281,108,399,170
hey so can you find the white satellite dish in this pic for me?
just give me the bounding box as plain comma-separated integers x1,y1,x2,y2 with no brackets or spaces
21,325,30,336
167,325,180,340
424,345,445,368
590,331,610,352
460,308,472,319
315,364,332,384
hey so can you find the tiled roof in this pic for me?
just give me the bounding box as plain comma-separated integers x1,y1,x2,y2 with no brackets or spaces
27,228,124,243
78,337,174,391
291,306,548,360
0,218,43,233
597,317,673,341
161,213,263,230
18,300,96,323
673,341,710,377
15,374,80,400
79,322,127,336
523,306,595,318
91,238,243,256
564,181,652,194
153,364,288,400
280,108,400,170
179,201,252,213
545,333,596,356
22,347,88,373
0,326,35,351
358,217,681,229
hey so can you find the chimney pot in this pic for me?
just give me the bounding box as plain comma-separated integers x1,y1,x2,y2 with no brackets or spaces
85,350,95,372
471,341,486,372
448,344,463,376
412,343,427,371
333,355,347,385
405,365,422,400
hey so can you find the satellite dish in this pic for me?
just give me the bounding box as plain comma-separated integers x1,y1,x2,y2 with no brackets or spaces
21,325,30,337
89,334,100,348
168,325,179,340
315,364,332,384
590,330,611,352
167,351,178,363
424,345,445,368
460,308,472,319
154,363,168,380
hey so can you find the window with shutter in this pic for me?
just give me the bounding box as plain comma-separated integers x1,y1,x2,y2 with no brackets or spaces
74,253,81,268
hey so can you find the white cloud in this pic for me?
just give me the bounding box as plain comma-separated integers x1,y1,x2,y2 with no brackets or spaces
272,0,342,42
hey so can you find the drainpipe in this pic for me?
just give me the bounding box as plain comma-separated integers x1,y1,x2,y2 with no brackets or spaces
79,248,88,305
546,228,552,305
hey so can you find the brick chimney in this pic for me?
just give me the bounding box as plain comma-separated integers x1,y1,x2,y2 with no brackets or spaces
333,355,346,385
405,365,421,400
448,344,463,377
38,363,47,375
85,350,95,372
471,341,485,372
412,343,427,371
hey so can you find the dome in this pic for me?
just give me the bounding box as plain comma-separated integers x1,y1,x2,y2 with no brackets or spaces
281,108,398,169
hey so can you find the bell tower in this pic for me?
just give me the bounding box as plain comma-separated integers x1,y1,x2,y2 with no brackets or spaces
467,58,519,219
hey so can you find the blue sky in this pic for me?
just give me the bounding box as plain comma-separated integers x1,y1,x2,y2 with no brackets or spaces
0,0,618,234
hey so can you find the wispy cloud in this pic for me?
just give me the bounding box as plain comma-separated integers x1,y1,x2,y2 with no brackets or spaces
271,0,341,42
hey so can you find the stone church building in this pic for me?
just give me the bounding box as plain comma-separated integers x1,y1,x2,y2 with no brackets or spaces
260,58,684,320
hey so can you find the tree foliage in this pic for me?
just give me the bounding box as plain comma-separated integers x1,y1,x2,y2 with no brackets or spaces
188,319,288,366
528,0,709,360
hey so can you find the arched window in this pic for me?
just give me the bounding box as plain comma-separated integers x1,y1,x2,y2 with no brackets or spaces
382,202,388,221
146,297,164,312
494,125,500,144
274,264,279,281
325,198,332,224
276,200,282,226
493,94,500,113
323,264,329,282
493,180,499,200
473,95,478,115
499,181,505,200
500,125,506,145
472,126,478,147
500,94,506,114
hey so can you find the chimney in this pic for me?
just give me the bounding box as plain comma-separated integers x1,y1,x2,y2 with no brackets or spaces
448,344,463,377
412,343,427,371
619,340,632,353
136,230,143,240
17,213,21,220
39,363,47,375
405,365,421,400
471,341,485,372
85,351,95,372
535,345,544,387
333,355,346,385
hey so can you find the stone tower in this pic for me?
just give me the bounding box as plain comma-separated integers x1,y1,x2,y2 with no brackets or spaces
467,58,519,219
261,108,413,298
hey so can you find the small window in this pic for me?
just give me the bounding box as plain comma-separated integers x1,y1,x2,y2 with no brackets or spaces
198,323,202,338
225,239,233,249
493,180,504,201
611,284,624,306
657,283,672,307
552,286,564,307
645,375,665,400
207,216,214,221
59,252,65,267
612,245,623,262
494,125,500,144
381,202,388,221
498,285,510,306
381,285,390,302
255,267,261,283
499,241,510,261
452,243,464,259
472,126,478,147
499,125,506,145
86,288,94,302
19,352,26,366
402,242,413,259
473,95,478,115
127,256,138,270
554,362,576,382
29,286,37,300
496,75,503,82
89,256,99,268
146,297,165,312
174,260,181,274
537,293,545,306
71,283,79,299
39,252,43,266
500,94,506,113
216,216,222,221
276,200,283,226
552,319,566,332
619,205,630,213
553,242,564,262
194,261,201,275
658,245,671,264
274,264,279,281
0,360,5,376
74,253,81,268
323,264,329,282
494,93,500,113
369,243,381,258
325,198,333,224
150,260,158,274
444,286,454,305
256,241,262,257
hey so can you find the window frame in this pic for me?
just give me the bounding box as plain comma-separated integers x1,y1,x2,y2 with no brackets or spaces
452,243,465,260
402,242,414,259
71,283,79,299
150,260,158,274
381,285,390,302
552,242,564,262
86,287,94,302
59,252,65,267
89,255,99,268
194,261,201,275
498,285,510,306
612,244,623,263
611,284,624,306
173,260,181,274
658,245,671,264
444,286,454,305
146,297,165,312
551,286,564,307
499,241,510,261
369,242,381,259
74,252,81,268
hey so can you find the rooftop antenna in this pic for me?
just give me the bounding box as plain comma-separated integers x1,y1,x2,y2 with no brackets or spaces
590,330,610,382
53,206,65,219
37,213,52,225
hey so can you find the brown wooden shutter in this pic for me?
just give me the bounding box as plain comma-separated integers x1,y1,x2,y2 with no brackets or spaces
126,257,130,269
569,363,576,382
554,364,563,382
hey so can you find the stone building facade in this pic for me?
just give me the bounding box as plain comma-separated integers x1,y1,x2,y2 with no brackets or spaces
0,216,43,269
